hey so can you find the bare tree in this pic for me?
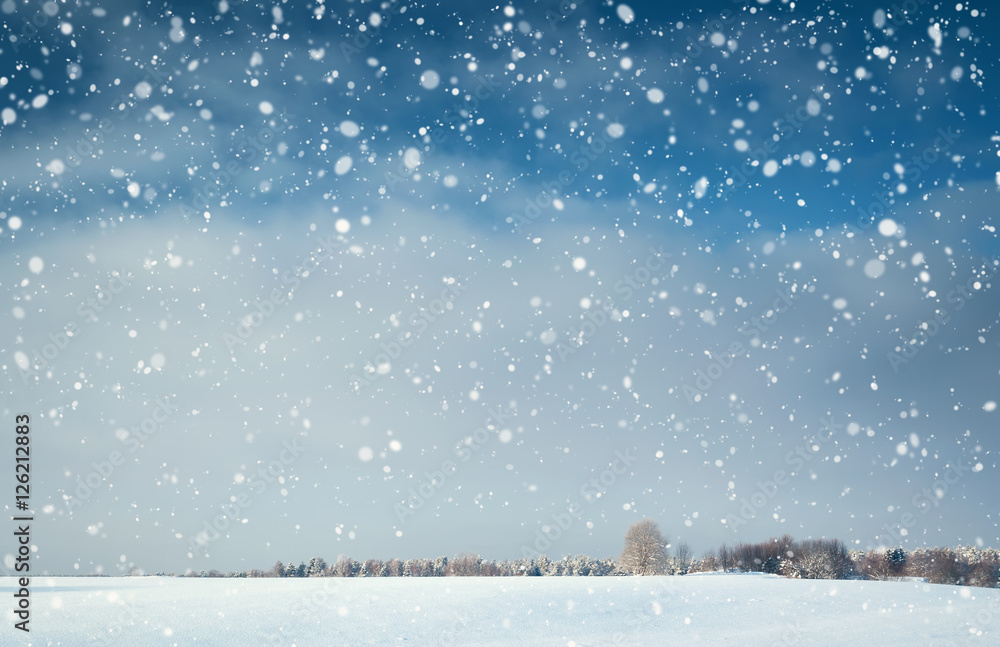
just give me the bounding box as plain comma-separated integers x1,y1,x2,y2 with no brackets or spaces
362,559,381,577
385,558,404,577
333,555,356,577
718,544,733,571
861,553,890,580
618,519,669,575
675,542,692,574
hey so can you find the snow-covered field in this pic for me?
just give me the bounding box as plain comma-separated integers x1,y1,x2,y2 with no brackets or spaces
3,573,998,646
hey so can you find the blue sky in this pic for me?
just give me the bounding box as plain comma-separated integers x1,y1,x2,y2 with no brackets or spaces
2,0,999,574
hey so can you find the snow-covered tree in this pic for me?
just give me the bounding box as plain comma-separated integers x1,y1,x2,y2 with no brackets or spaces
385,558,403,577
340,556,361,577
571,554,591,576
618,519,669,575
447,552,483,576
781,539,849,580
307,557,327,577
519,557,541,576
365,559,379,577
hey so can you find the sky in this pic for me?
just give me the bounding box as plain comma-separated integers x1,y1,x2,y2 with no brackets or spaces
1,0,999,575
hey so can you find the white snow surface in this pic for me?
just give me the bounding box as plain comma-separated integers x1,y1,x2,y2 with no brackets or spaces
3,573,998,645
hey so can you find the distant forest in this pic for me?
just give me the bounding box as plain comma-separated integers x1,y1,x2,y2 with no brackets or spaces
144,529,1000,589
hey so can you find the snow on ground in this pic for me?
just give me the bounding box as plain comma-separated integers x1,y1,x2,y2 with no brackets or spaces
2,573,998,646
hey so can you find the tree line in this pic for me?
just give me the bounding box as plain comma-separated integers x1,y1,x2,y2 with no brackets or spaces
160,519,999,588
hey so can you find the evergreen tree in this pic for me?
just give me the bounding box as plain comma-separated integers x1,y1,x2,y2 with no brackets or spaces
887,547,907,574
